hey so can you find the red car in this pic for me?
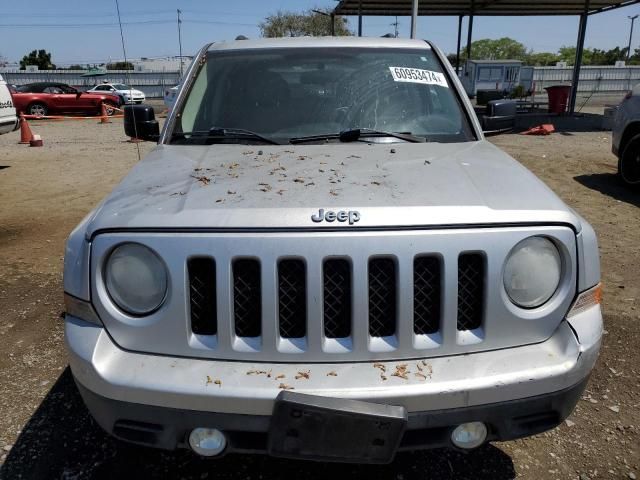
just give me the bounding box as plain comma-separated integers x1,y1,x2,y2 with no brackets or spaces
11,82,120,117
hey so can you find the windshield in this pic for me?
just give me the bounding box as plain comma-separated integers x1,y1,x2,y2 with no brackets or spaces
111,84,131,90
173,47,474,144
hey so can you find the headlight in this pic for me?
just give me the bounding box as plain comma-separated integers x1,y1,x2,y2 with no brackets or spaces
503,236,561,308
105,243,167,315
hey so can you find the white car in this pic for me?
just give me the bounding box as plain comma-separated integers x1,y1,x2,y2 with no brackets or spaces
0,74,19,135
87,83,145,105
163,85,179,110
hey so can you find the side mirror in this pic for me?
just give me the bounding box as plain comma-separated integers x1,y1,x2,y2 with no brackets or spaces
481,99,517,135
124,104,160,142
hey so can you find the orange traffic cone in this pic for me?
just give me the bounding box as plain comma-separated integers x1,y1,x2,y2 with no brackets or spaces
18,115,34,144
99,103,111,124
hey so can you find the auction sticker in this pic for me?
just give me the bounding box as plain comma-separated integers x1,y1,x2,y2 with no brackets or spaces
389,67,448,88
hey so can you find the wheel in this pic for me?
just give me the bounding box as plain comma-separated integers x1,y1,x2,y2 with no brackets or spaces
103,102,117,116
619,133,640,187
118,95,125,106
28,103,48,118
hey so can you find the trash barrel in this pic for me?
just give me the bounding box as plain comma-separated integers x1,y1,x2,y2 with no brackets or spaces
545,85,572,114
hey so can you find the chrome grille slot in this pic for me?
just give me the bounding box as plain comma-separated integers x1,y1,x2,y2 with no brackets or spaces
187,257,217,335
233,259,261,337
413,256,441,335
278,259,307,339
457,253,485,331
323,259,352,339
368,258,397,337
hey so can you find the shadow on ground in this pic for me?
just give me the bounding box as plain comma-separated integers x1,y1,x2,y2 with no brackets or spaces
0,369,516,480
574,172,640,208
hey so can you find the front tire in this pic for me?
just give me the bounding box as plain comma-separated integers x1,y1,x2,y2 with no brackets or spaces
28,103,48,118
619,133,640,188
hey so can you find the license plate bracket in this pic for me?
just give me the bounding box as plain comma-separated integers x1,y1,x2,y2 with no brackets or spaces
268,391,407,464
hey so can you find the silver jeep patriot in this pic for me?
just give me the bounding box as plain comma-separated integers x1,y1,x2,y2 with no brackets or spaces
64,37,602,463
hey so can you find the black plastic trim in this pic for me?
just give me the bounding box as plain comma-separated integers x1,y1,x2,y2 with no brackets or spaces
75,374,589,461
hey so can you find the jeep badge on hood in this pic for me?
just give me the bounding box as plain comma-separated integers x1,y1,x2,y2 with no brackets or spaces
311,208,360,225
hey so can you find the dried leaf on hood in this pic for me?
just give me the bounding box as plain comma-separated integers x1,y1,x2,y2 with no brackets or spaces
295,370,310,380
190,175,211,186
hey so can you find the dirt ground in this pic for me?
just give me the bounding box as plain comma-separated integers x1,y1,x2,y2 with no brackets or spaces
0,115,638,480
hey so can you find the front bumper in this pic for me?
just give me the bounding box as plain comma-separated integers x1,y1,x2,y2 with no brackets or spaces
66,305,601,456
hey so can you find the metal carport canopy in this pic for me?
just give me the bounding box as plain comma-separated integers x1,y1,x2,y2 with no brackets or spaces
333,0,638,16
334,0,640,114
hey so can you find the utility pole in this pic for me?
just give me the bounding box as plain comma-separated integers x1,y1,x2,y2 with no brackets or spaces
391,16,399,38
177,9,184,78
628,14,638,62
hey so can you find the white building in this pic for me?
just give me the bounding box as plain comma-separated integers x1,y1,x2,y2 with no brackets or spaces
132,56,192,72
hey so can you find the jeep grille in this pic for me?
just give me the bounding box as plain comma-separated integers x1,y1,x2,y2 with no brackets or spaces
92,227,576,363
188,253,485,342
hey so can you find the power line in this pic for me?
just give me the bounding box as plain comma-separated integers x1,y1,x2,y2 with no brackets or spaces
0,18,257,28
1,8,263,19
0,20,174,28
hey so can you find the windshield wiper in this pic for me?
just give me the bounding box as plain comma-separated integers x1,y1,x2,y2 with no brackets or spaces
290,128,427,144
171,127,282,145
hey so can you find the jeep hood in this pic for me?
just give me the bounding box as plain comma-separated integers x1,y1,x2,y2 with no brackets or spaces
85,141,579,235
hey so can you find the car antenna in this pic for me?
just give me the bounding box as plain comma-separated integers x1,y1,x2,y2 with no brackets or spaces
114,0,141,162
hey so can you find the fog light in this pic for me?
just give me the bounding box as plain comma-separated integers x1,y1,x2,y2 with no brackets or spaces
189,428,226,457
451,422,487,449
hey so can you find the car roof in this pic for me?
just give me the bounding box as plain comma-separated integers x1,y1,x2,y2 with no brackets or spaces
208,36,431,52
21,82,71,91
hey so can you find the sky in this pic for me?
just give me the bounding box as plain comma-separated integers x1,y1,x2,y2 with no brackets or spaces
1,0,639,65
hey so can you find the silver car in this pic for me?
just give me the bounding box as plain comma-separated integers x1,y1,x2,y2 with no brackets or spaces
612,84,640,186
64,37,602,463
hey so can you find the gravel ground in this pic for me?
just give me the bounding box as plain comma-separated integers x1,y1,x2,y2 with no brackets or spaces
0,116,638,480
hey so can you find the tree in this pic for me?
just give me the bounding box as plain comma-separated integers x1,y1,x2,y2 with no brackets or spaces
557,46,576,64
526,52,560,66
458,37,530,62
20,49,56,70
259,9,352,37
67,64,85,70
106,61,134,70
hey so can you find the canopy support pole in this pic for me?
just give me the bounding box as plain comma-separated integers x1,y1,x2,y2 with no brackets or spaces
569,1,589,114
358,0,363,36
410,0,419,38
466,9,474,61
456,15,463,74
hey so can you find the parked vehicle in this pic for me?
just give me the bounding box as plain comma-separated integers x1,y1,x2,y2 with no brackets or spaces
612,84,640,187
0,74,19,135
11,82,119,117
163,85,179,110
64,37,602,464
86,82,145,105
